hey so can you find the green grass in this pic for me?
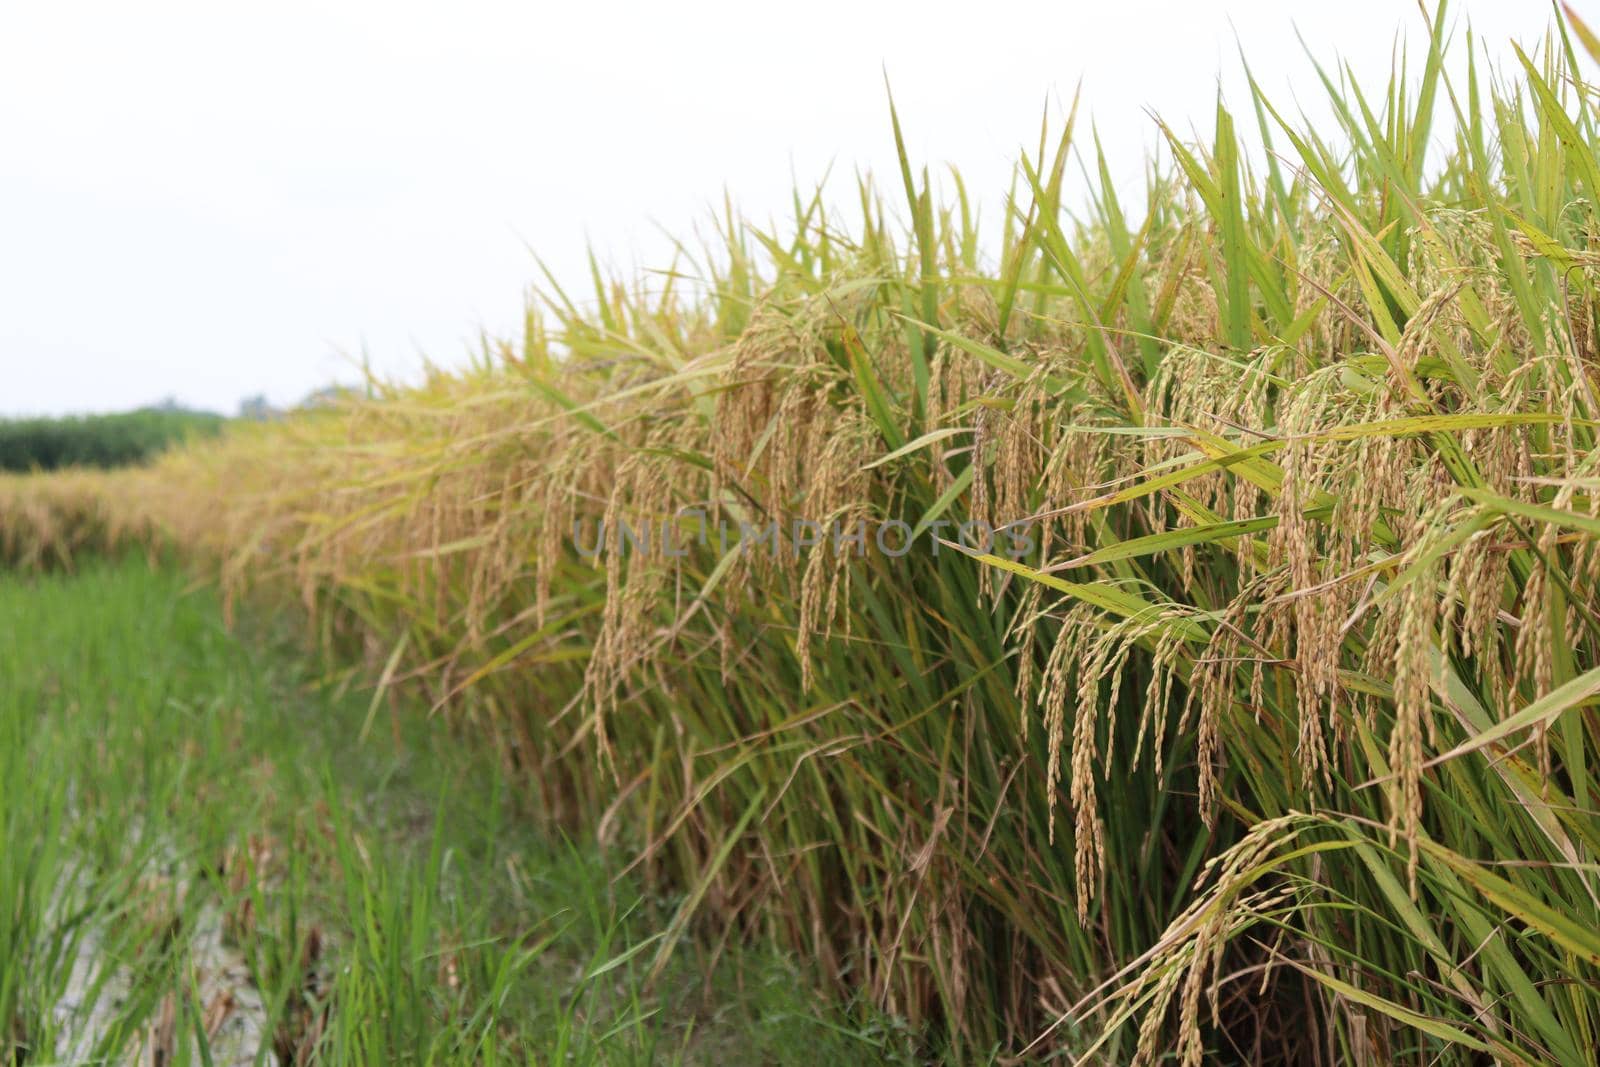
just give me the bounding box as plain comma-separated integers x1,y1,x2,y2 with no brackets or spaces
0,557,918,1065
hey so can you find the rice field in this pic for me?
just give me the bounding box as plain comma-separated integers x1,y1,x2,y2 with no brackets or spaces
7,6,1600,1063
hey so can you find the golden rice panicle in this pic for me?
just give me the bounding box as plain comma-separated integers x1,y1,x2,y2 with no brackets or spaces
1267,377,1342,794
1038,604,1095,855
711,303,786,521
1068,626,1111,923
1564,451,1600,650
1388,508,1449,894
583,454,644,766
535,418,586,629
1035,383,1126,569
1128,815,1307,1067
1062,611,1182,923
1134,625,1186,781
795,417,874,690
1009,583,1043,741
1142,343,1272,545
1187,573,1279,828
990,363,1052,541
927,338,984,496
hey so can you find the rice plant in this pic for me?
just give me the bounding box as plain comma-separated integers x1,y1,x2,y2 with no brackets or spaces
6,4,1600,1061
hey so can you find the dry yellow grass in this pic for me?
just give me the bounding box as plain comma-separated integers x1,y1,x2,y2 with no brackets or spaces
0,469,160,571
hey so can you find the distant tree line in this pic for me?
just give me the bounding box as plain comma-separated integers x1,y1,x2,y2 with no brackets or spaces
0,408,226,472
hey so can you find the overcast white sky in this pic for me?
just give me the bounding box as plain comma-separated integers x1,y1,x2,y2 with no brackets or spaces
0,1,1561,416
